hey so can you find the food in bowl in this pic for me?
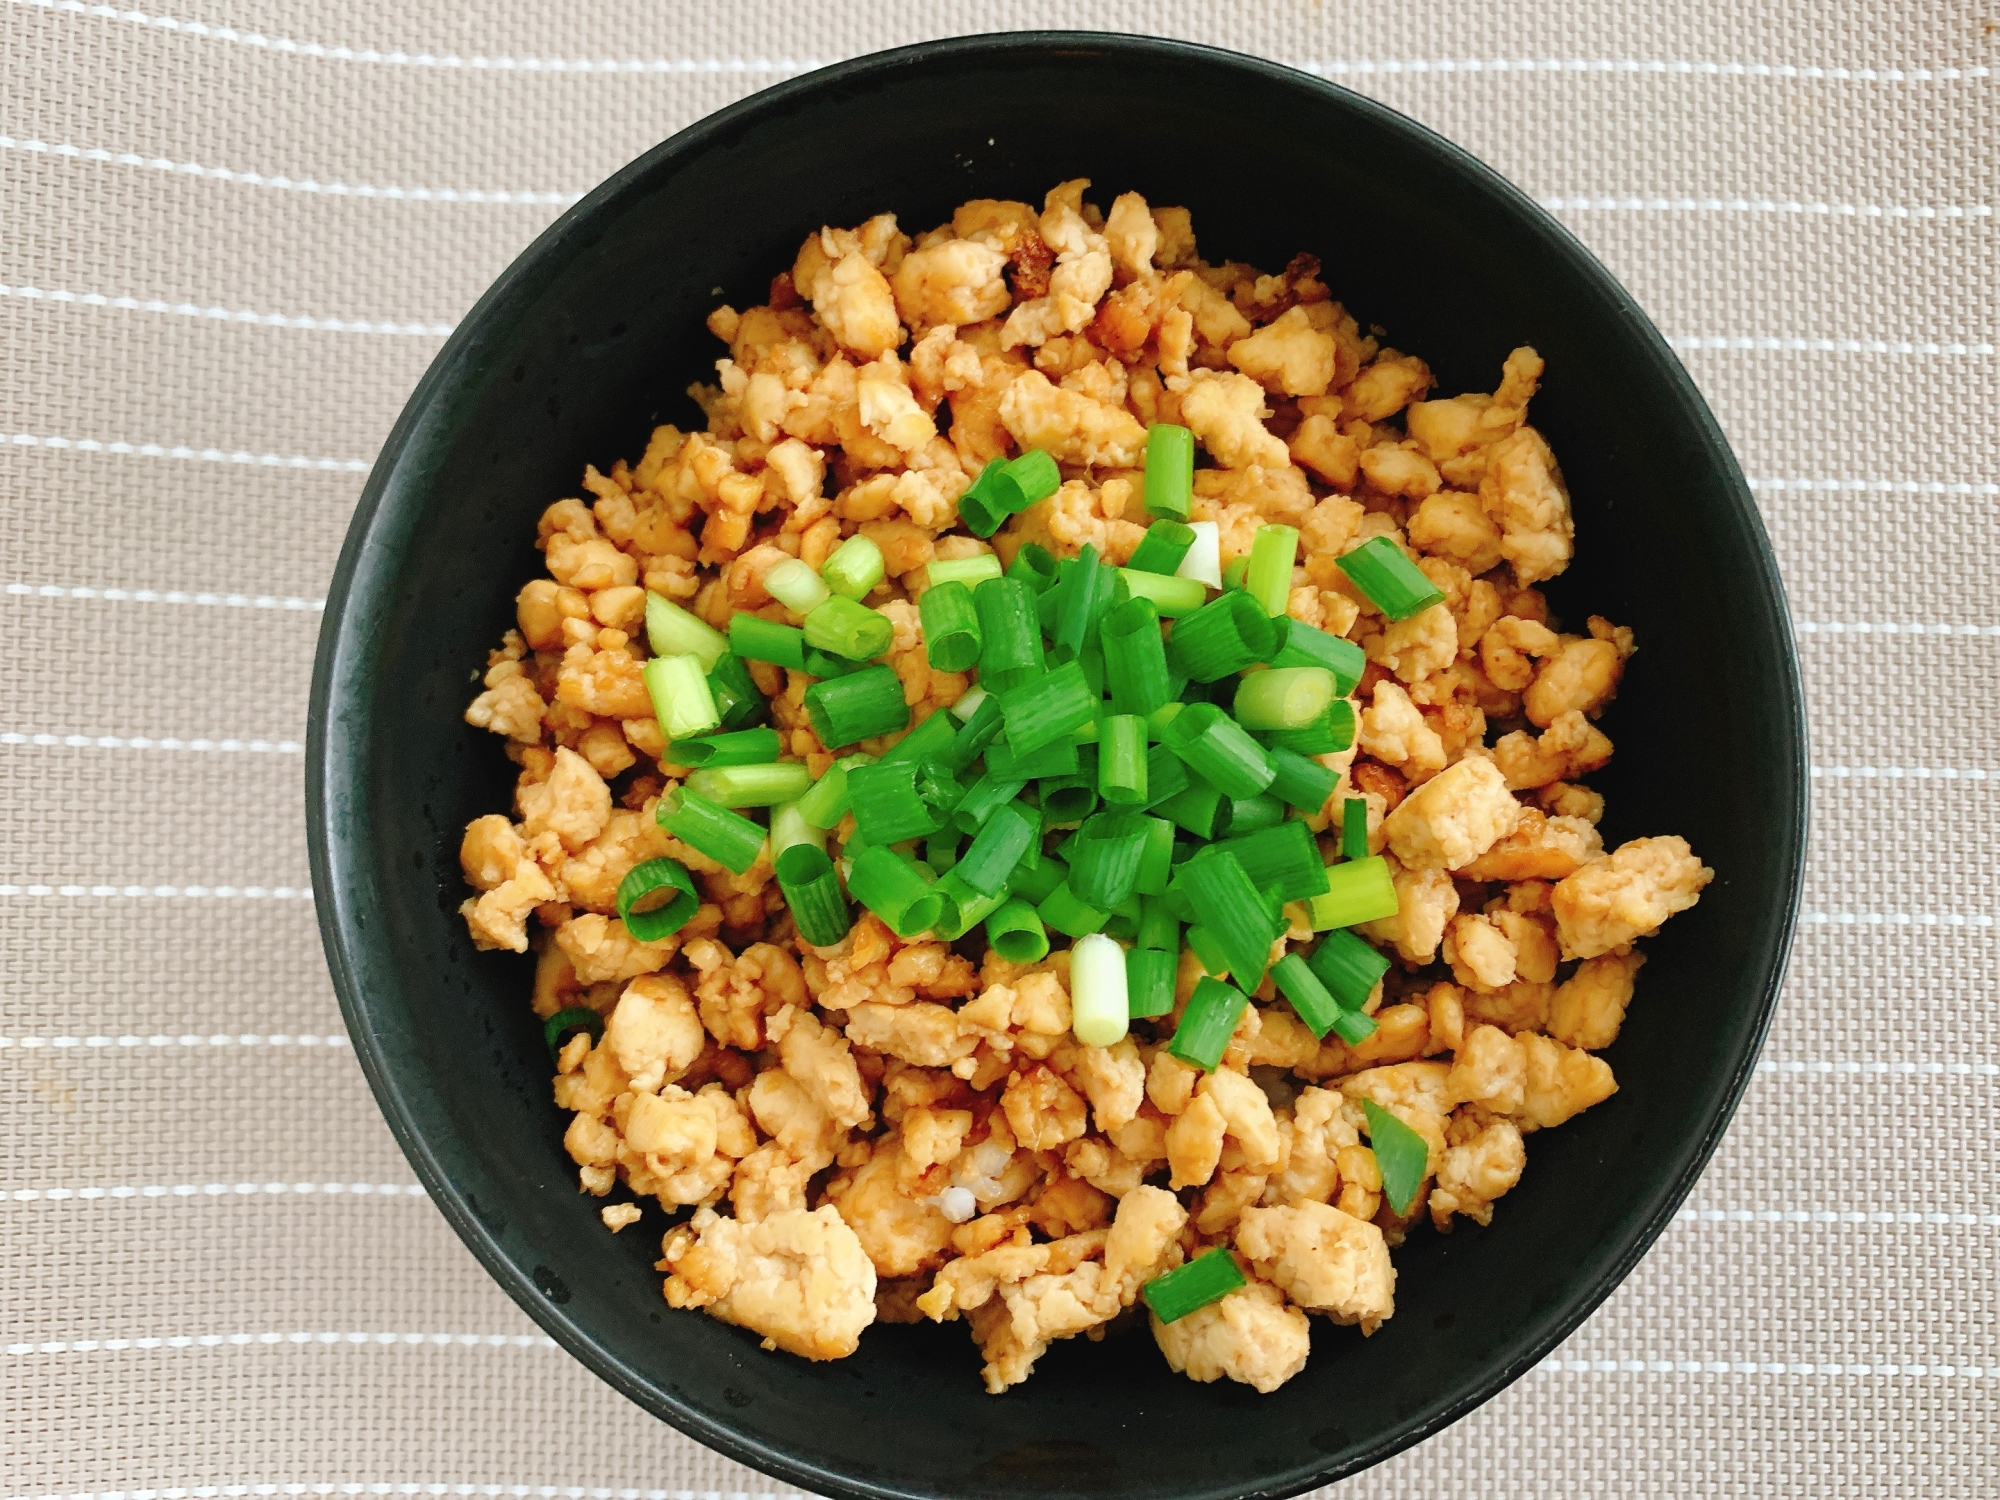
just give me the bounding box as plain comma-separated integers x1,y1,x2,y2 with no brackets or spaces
454,179,1713,1395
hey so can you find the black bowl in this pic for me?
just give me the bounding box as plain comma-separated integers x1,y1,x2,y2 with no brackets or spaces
308,31,1806,1500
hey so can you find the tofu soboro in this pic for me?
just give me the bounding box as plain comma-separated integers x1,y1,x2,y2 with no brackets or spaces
456,179,1712,1395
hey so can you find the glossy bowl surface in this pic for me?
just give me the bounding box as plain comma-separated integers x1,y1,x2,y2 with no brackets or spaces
308,32,1806,1500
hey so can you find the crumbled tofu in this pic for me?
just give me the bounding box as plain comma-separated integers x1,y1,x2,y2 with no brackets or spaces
1381,755,1525,871
1552,836,1715,959
1151,1278,1312,1394
662,1206,878,1359
1180,370,1292,468
1236,1202,1396,1332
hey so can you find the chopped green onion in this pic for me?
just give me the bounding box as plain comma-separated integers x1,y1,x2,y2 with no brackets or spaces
1069,932,1131,1047
1222,555,1249,591
956,803,1040,896
1001,448,1062,511
705,651,767,731
1070,812,1149,909
1177,851,1278,990
657,787,766,875
769,799,823,860
996,658,1098,756
973,576,1047,685
929,871,1002,940
878,708,960,768
1336,535,1446,621
1331,1008,1380,1047
803,594,893,661
1143,1246,1246,1324
847,760,959,845
1341,796,1370,860
643,654,722,740
1154,778,1229,839
802,647,866,679
1104,895,1144,940
1125,945,1178,1019
1244,524,1300,616
775,844,850,946
1143,423,1194,521
1037,880,1109,939
1053,544,1117,660
1232,667,1337,731
1100,599,1174,720
1126,518,1197,577
1117,569,1210,617
950,686,990,721
1270,619,1366,694
1009,853,1068,906
646,593,728,669
1362,1100,1430,1214
615,857,699,942
1136,895,1180,952
1308,854,1399,930
1306,927,1392,1009
918,580,982,673
925,829,960,873
1162,703,1277,799
1223,793,1286,835
951,771,1028,834
1269,747,1340,815
927,554,1003,589
1185,923,1230,977
957,462,1014,536
1007,541,1063,594
1167,976,1250,1071
1134,815,1177,896
986,897,1050,963
1038,770,1100,825
1142,743,1192,809
1260,698,1358,756
986,734,1079,783
846,845,944,937
763,556,832,616
1270,952,1344,1038
1177,520,1222,590
669,727,781,769
728,613,807,671
821,534,887,600
684,761,811,809
1168,591,1281,681
943,694,1004,773
1097,714,1149,807
805,665,909,748
794,753,873,829
1213,822,1332,904
543,1006,605,1062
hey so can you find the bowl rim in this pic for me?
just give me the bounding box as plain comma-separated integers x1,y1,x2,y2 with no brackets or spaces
308,27,1809,1498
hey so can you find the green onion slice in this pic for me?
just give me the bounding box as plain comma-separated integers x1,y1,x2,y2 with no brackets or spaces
794,752,873,830
1069,812,1149,910
645,592,728,669
1336,535,1447,621
668,727,782,769
1308,854,1400,930
1270,619,1366,695
644,654,722,741
1362,1099,1430,1215
656,788,766,875
728,612,807,671
1168,590,1280,681
1161,703,1277,800
803,594,894,662
1117,568,1210,617
1177,851,1279,990
1212,821,1331,904
956,802,1040,896
614,857,699,943
1102,597,1175,717
985,897,1051,964
1125,944,1178,1018
1143,423,1194,521
1126,518,1197,577
847,760,960,846
805,665,910,748
763,556,831,616
1167,976,1250,1071
1232,667,1336,731
1306,927,1392,1010
1143,1246,1246,1325
996,657,1098,756
919,579,983,673
1341,795,1370,860
821,533,887,600
775,844,851,947
1243,524,1300,617
543,1006,605,1062
927,554,1003,589
845,845,943,937
683,761,812,809
1037,879,1109,939
1267,746,1339,815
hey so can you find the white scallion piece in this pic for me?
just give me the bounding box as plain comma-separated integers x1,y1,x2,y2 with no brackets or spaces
1068,932,1131,1047
1176,520,1223,590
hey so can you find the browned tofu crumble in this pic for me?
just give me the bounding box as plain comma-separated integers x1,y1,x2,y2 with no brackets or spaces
457,181,1713,1394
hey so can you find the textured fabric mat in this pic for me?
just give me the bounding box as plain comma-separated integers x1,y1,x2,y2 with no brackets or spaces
2,1,1995,1495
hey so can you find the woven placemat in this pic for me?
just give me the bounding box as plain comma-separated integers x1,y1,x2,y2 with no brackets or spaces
2,3,1994,1495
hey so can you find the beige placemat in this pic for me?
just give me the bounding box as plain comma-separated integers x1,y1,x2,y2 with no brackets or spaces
2,2,1994,1494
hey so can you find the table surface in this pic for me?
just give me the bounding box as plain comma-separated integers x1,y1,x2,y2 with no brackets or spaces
2,3,1994,1496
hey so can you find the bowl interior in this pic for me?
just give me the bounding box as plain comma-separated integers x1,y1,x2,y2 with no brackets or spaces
309,33,1805,1500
